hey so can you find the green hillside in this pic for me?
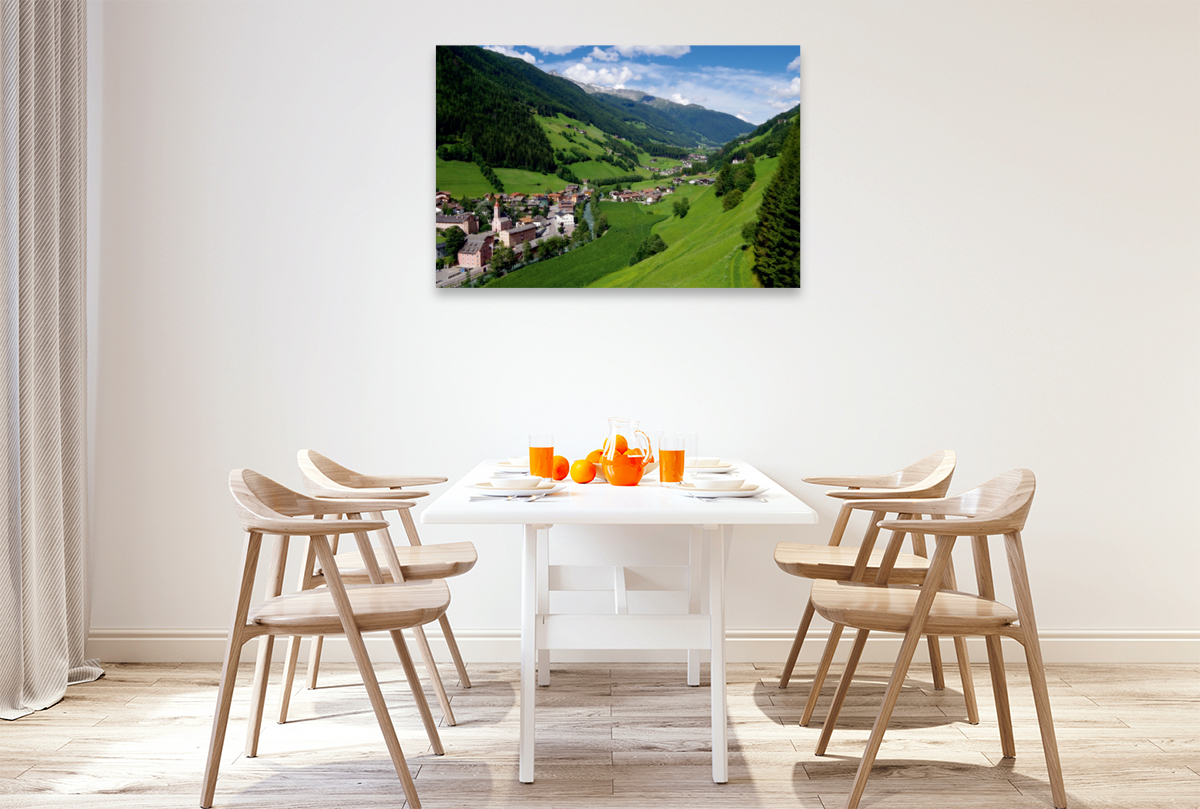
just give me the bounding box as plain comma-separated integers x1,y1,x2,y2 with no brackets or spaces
435,157,495,198
485,202,665,288
590,156,780,288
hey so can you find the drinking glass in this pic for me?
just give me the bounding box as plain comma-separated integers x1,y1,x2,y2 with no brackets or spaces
529,433,554,478
658,432,686,483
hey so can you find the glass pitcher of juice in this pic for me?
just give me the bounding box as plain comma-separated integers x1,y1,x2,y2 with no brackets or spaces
601,417,655,486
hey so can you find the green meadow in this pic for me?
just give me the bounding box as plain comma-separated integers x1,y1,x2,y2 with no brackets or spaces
484,202,665,288
594,156,777,288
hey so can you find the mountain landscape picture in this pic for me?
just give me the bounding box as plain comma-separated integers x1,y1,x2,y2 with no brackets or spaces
435,46,800,288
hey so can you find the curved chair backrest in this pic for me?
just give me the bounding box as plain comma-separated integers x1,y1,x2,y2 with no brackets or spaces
820,450,957,501
875,469,1036,537
230,468,315,529
944,469,1036,532
297,449,445,498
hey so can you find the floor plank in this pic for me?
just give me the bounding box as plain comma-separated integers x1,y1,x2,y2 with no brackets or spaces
0,661,1196,808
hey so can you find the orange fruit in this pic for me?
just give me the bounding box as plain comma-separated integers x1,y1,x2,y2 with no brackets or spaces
570,459,597,484
602,435,629,455
626,448,644,456
551,455,569,481
586,448,603,464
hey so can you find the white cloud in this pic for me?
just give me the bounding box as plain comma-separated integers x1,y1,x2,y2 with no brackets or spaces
589,47,620,62
670,92,691,105
766,99,795,110
767,77,802,99
563,63,637,87
612,45,691,58
787,54,802,72
532,46,577,55
484,45,538,65
736,112,753,123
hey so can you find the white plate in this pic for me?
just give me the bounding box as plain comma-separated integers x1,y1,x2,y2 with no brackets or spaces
472,480,563,496
686,459,733,471
689,465,737,475
673,482,768,499
495,460,529,471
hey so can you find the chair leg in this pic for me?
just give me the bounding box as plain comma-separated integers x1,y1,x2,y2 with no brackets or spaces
985,634,1015,756
245,534,288,757
1006,532,1067,808
842,626,924,809
201,533,262,809
953,635,979,724
353,631,423,808
305,635,324,689
925,634,946,690
244,635,275,757
389,628,445,756
801,622,843,726
439,613,472,688
779,597,816,688
277,634,303,723
200,632,247,808
815,628,869,755
412,623,457,726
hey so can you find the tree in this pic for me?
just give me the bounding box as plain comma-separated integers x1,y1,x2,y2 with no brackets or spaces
572,217,591,244
715,162,734,196
745,152,756,166
722,189,743,211
752,115,801,287
442,227,467,256
490,241,516,274
741,219,758,247
672,196,690,219
629,233,668,266
595,213,609,236
766,141,781,158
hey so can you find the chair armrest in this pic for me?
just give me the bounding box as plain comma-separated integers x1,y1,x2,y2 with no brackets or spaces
249,517,389,536
828,486,940,501
839,496,957,514
310,488,429,500
357,474,448,488
803,474,898,488
308,497,416,516
877,516,1009,537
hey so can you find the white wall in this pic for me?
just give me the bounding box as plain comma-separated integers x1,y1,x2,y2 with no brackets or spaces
87,0,1200,663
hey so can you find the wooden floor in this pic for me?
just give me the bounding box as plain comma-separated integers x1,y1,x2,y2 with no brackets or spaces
1,659,1197,808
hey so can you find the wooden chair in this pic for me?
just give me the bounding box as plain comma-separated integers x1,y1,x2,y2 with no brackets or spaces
775,450,978,727
202,469,450,809
274,450,475,728
809,469,1066,809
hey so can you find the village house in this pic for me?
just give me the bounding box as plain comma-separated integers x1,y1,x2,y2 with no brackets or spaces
435,212,478,235
498,222,537,249
457,234,493,270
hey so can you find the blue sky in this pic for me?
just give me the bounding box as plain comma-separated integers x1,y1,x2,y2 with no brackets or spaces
482,46,801,126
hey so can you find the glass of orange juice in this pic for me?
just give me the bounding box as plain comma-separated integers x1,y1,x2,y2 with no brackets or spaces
529,433,554,478
658,432,686,483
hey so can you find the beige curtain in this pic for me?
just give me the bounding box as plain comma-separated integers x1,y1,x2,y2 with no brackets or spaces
0,0,98,721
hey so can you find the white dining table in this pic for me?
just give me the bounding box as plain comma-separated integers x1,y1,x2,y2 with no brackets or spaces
420,459,818,784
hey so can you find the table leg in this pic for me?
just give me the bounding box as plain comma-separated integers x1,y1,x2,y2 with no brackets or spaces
537,526,550,687
688,527,703,687
520,524,539,783
709,524,730,784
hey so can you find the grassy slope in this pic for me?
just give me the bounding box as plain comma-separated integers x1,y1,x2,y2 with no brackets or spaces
590,156,778,288
435,158,494,198
483,202,665,288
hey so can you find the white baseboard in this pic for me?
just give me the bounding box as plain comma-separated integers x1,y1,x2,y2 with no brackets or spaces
88,626,1200,665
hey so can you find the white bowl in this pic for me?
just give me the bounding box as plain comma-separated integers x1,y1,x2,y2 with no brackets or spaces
508,456,529,466
691,476,745,491
498,476,543,489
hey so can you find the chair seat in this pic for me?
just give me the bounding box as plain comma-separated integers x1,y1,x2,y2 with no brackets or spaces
249,580,451,635
774,542,931,585
318,541,477,583
810,580,1018,636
